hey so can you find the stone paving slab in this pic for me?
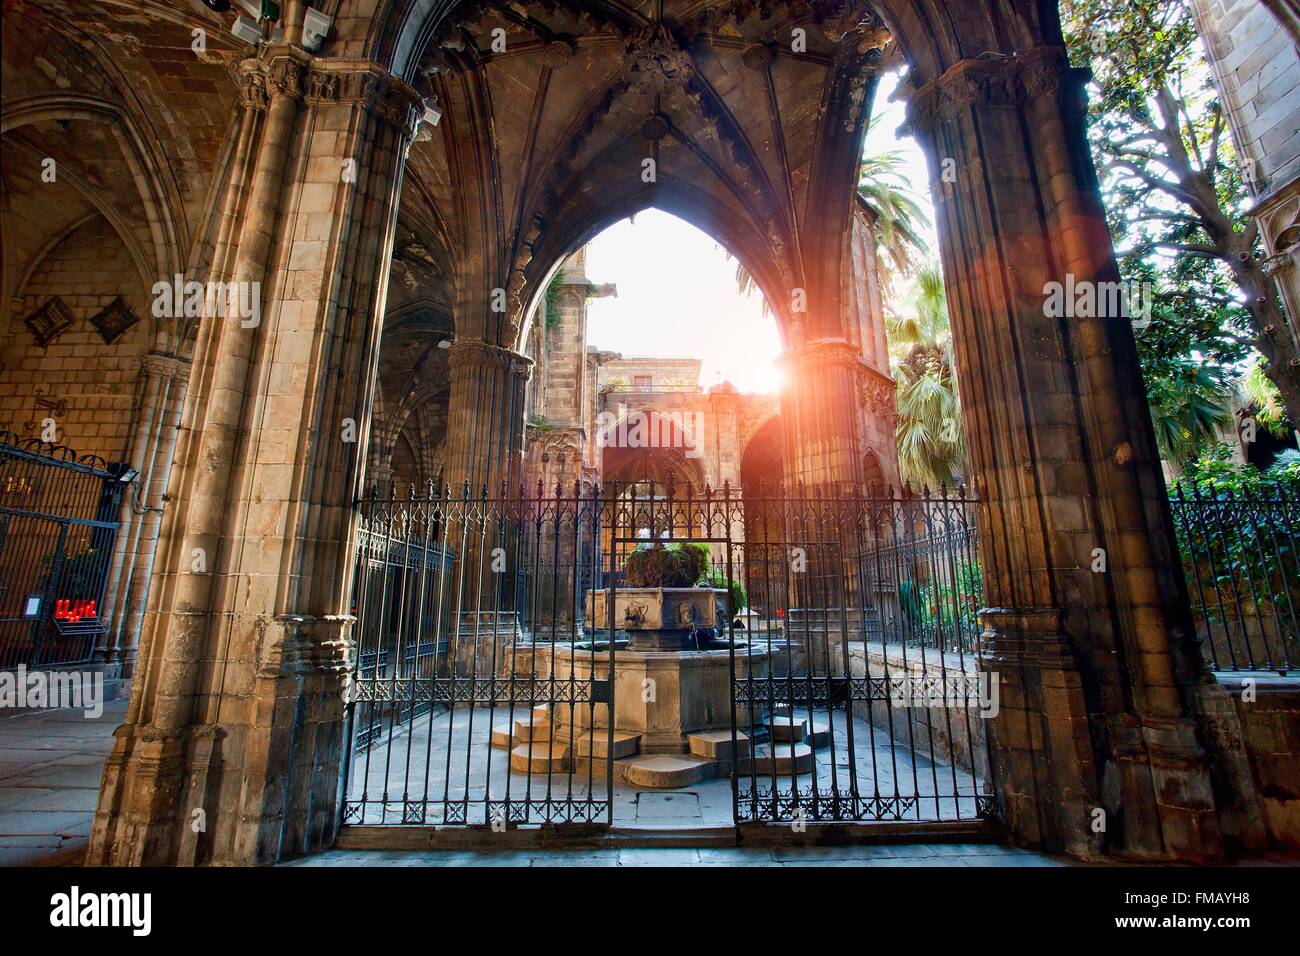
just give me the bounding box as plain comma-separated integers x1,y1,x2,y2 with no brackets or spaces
284,843,1070,867
0,698,125,866
346,705,986,827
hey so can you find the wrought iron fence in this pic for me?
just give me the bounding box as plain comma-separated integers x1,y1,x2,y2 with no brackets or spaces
1169,478,1300,672
341,479,993,830
0,433,126,669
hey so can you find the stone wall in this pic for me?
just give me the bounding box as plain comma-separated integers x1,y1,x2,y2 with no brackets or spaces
598,356,702,390
1218,674,1300,848
1,217,150,462
849,642,990,780
1191,0,1300,194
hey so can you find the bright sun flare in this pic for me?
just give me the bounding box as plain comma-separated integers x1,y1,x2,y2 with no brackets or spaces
584,210,784,394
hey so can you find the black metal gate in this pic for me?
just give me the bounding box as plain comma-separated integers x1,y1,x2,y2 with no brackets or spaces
719,484,995,824
0,434,126,669
340,479,995,832
342,482,617,828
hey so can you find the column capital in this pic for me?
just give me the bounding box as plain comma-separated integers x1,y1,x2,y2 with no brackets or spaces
235,59,270,111
303,59,428,138
775,336,869,372
140,352,191,382
234,54,429,138
449,339,534,379
905,46,1088,133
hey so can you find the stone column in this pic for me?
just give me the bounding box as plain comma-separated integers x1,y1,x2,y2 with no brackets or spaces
104,352,191,678
441,339,532,670
443,339,532,492
773,339,876,672
1256,183,1300,369
775,338,870,493
96,359,166,669
87,51,425,865
907,48,1223,861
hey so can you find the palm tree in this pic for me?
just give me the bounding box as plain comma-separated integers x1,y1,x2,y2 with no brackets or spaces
888,265,965,489
1145,360,1235,469
726,117,930,313
1240,358,1293,439
857,119,930,299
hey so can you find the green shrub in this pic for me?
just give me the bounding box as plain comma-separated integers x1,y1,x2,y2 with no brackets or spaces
704,567,747,613
624,543,702,588
1170,446,1300,629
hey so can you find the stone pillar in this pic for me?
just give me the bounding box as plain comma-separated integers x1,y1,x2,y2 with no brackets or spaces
443,339,532,492
96,360,165,668
441,340,532,667
87,51,425,865
104,352,191,678
772,340,876,672
907,48,1223,861
775,338,870,492
1257,182,1300,359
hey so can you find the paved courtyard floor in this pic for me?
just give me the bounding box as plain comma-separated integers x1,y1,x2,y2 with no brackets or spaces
286,843,1067,867
3,699,1293,870
346,704,987,827
0,698,125,866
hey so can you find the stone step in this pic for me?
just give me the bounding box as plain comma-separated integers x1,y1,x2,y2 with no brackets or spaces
569,730,641,760
513,715,553,741
617,754,712,789
509,743,571,774
688,730,751,760
804,720,832,749
768,716,807,743
488,708,555,748
747,743,814,776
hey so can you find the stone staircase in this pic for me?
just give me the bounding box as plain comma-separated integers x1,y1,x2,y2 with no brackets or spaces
489,706,832,788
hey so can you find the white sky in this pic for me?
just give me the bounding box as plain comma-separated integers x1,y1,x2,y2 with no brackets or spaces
584,69,933,394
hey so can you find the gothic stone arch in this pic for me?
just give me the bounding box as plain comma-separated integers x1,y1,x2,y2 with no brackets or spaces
78,0,1267,865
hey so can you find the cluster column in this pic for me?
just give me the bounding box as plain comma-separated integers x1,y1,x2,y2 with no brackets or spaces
776,338,871,492
443,339,533,492
87,49,425,865
907,48,1227,860
99,352,191,677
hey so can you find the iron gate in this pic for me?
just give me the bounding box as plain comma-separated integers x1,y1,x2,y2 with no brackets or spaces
717,484,995,824
0,433,125,669
340,479,995,831
342,482,617,827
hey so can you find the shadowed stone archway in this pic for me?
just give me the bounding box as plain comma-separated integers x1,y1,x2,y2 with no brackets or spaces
66,0,1274,865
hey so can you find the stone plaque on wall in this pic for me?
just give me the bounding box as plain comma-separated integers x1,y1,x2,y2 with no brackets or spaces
89,296,141,345
23,296,74,347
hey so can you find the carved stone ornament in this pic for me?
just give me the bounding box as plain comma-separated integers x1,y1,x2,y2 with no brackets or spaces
88,295,141,345
236,62,269,111
24,297,74,347
1261,252,1294,277
625,23,693,94
541,38,576,69
858,368,898,424
448,339,534,380
741,43,775,71
907,47,1078,131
